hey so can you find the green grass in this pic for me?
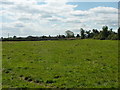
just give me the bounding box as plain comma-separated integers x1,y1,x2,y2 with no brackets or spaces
2,39,118,88
0,41,2,89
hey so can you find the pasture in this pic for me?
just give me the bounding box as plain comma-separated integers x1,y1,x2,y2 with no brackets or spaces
2,39,118,88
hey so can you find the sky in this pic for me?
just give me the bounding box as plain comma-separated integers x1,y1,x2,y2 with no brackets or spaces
0,0,119,37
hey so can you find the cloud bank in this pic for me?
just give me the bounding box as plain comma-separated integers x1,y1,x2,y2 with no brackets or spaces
0,0,118,37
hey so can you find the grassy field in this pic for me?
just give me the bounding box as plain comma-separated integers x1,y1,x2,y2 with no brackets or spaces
2,39,118,88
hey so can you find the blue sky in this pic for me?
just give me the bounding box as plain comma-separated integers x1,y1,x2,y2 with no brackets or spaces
38,2,118,10
0,0,118,37
67,2,118,10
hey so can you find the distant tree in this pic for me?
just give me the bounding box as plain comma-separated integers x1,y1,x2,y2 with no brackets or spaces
96,32,104,40
58,35,61,38
49,35,51,38
101,26,109,39
92,29,99,34
41,36,47,38
95,26,109,40
118,27,120,40
57,35,66,38
107,28,113,35
86,30,91,38
1,37,3,40
106,28,114,40
80,28,85,39
65,30,74,38
76,34,80,38
61,35,66,38
92,29,99,39
107,33,118,40
13,36,17,39
17,37,23,39
2,26,118,41
27,36,33,38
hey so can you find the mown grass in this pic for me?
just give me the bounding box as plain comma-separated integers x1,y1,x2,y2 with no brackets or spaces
2,39,118,88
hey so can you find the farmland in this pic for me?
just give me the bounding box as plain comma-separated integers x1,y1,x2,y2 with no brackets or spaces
2,39,118,88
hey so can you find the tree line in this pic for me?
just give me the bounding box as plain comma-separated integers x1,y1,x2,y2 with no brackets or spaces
1,26,120,41
79,26,119,40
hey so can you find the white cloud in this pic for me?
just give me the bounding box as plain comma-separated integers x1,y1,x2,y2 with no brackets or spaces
89,6,117,14
0,0,118,37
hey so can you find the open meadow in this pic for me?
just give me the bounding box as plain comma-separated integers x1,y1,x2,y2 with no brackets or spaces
2,39,118,88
